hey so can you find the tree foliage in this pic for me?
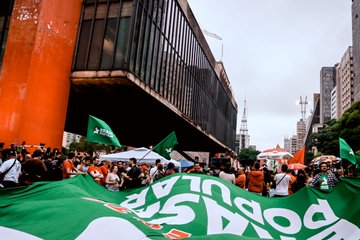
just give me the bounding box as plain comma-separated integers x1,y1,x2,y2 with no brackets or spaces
69,137,115,155
238,147,260,166
311,100,360,155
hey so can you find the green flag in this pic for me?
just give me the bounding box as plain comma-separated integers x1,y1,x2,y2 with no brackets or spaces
86,115,121,147
339,137,356,164
153,131,178,160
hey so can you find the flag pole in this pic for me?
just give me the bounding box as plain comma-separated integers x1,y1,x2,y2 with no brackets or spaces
137,147,154,165
138,131,176,165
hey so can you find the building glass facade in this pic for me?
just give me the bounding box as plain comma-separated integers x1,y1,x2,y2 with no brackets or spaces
73,0,237,149
320,67,336,125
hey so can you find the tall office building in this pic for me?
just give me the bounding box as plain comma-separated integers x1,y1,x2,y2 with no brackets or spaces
296,120,306,151
339,47,355,115
284,137,291,153
353,0,360,102
320,67,336,125
331,64,341,120
62,131,82,149
330,87,338,120
329,47,354,120
290,135,297,154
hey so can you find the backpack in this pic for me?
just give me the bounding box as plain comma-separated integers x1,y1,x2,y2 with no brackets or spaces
153,170,164,182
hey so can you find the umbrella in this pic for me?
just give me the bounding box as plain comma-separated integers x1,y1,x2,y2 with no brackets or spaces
178,159,194,168
310,155,339,165
288,163,307,170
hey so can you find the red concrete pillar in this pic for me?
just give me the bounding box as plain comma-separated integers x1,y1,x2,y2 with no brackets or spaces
0,0,82,149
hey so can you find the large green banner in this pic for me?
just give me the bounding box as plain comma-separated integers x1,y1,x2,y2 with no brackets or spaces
0,174,359,239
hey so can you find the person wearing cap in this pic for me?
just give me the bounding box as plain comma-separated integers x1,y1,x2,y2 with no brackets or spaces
0,149,22,188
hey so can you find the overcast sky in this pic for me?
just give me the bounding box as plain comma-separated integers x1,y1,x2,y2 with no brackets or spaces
187,0,352,151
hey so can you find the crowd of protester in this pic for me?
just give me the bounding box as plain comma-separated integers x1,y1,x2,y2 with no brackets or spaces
0,145,353,196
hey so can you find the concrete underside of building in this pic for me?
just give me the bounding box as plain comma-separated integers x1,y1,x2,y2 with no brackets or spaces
68,71,230,153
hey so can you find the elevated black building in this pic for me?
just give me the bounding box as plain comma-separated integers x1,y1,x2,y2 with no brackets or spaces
67,0,238,153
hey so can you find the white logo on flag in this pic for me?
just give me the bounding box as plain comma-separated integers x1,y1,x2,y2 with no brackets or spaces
94,127,100,134
349,149,354,155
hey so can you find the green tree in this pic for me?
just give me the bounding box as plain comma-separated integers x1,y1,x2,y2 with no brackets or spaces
238,148,260,166
311,100,360,155
69,137,115,156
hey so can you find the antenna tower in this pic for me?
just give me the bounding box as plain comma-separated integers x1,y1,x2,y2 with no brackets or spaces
239,100,248,149
299,96,308,121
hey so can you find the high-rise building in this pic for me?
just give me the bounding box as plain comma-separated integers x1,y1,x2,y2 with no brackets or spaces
329,47,354,120
331,64,341,120
235,133,240,153
62,132,82,149
339,47,355,115
320,67,336,125
290,135,297,154
353,0,360,102
313,93,320,111
296,120,306,151
330,86,338,119
284,136,291,153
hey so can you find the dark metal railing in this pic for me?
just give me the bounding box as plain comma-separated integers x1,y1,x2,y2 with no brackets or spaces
72,0,237,149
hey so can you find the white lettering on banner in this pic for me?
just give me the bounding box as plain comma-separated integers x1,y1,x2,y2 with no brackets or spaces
234,197,264,225
152,176,180,199
115,175,360,239
121,188,149,209
202,179,232,206
303,199,339,229
307,219,360,240
203,196,250,236
250,223,274,239
182,175,201,192
263,208,302,234
133,202,161,218
97,128,114,138
278,236,296,240
148,194,200,225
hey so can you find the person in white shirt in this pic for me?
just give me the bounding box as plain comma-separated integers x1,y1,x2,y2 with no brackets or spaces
105,165,120,191
0,149,22,188
273,164,291,197
148,159,161,184
219,165,235,184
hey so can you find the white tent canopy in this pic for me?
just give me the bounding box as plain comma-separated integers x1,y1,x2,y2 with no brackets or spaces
99,147,181,169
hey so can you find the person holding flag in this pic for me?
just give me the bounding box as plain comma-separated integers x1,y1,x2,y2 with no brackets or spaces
87,115,121,147
309,162,338,190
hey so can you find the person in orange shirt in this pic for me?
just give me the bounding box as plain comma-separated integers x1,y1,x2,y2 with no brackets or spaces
62,152,84,179
287,169,297,195
235,167,246,189
99,160,111,186
87,157,104,185
247,162,264,195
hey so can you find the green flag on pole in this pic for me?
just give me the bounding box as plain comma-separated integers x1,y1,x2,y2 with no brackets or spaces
153,131,178,160
86,115,121,147
339,137,356,164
